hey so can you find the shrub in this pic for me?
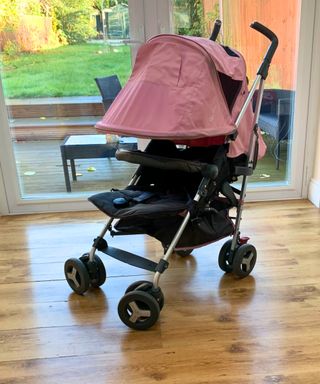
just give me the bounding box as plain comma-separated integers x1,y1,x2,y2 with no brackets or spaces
0,0,61,52
174,0,205,37
3,41,20,56
52,0,96,44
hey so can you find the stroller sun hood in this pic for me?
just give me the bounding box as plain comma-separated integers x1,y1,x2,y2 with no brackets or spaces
96,34,266,159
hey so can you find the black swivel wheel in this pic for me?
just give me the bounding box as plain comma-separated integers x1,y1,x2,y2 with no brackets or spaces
80,253,107,288
232,243,257,278
64,258,90,295
118,291,160,330
125,280,164,310
218,239,235,273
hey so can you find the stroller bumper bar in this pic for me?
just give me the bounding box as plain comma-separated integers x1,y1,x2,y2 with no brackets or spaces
116,149,219,180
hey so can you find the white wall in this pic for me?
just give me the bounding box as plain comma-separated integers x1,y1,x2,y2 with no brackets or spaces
313,126,320,179
308,124,320,207
307,0,320,207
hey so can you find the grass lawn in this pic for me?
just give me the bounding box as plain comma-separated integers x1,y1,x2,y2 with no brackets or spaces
0,43,132,98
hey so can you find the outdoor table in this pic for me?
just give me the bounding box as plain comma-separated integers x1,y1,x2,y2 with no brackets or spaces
60,134,137,192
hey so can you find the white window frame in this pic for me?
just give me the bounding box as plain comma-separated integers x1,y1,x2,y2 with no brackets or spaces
0,0,318,214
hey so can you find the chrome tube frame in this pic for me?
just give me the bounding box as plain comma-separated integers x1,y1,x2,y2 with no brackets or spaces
153,193,201,288
234,75,262,129
230,75,265,252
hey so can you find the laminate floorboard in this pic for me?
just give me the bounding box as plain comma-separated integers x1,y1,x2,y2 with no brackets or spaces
0,200,319,383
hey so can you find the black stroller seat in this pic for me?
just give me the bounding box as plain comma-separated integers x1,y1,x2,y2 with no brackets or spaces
89,139,235,250
89,187,190,220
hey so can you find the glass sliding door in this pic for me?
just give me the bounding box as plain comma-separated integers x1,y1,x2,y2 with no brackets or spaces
172,0,306,192
0,0,140,203
220,0,300,187
0,0,315,214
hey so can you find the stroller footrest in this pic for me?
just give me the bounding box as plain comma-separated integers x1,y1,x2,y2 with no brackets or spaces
100,245,158,272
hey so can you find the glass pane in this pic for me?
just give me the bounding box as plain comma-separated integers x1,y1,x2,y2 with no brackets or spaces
0,0,136,197
173,0,219,37
172,0,301,187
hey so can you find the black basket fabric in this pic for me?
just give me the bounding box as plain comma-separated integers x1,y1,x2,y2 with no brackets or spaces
115,208,234,249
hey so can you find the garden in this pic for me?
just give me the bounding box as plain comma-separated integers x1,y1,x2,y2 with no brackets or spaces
1,43,131,98
0,0,219,99
0,0,131,98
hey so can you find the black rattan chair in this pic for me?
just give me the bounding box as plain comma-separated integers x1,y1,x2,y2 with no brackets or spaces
95,75,122,111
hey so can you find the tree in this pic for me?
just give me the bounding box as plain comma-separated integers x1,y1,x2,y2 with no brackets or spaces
174,0,205,37
51,0,96,44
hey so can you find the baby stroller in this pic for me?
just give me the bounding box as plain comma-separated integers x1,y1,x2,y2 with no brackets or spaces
64,21,278,330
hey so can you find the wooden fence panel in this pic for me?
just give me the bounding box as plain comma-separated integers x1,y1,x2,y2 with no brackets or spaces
221,0,301,90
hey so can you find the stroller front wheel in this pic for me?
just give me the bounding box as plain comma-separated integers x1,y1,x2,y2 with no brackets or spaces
118,291,160,330
218,240,234,273
64,258,90,295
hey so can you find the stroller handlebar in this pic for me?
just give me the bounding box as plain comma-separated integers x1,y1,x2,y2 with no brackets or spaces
209,19,222,42
250,21,279,80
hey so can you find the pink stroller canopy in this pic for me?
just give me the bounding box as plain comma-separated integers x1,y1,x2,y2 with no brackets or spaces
96,35,266,158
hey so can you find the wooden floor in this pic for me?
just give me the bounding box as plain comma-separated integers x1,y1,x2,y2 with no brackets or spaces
0,200,319,383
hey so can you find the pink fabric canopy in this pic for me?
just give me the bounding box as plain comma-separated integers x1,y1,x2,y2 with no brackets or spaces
96,34,266,158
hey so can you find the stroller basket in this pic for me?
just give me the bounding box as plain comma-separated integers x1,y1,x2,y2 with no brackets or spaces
115,209,234,249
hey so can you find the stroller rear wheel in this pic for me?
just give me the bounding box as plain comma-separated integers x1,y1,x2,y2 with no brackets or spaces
232,244,257,278
118,291,160,330
64,258,90,295
218,240,234,273
163,242,193,257
175,249,194,257
125,280,164,310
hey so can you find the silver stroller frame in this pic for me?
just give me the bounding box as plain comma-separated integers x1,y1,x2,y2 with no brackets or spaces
65,21,278,330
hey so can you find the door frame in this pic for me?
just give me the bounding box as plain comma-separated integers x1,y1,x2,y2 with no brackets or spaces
0,162,9,215
0,0,318,214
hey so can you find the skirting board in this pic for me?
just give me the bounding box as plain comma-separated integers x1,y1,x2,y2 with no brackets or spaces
308,178,320,208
